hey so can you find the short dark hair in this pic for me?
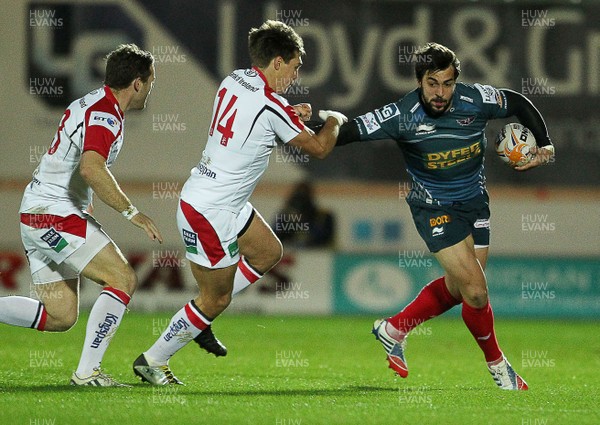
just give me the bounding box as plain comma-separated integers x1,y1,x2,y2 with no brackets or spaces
248,20,305,68
104,44,154,90
414,43,461,81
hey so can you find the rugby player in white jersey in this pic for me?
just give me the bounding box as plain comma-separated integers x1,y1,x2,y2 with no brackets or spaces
133,20,347,385
0,44,162,386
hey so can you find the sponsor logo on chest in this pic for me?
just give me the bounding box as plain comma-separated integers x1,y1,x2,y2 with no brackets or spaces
415,123,436,135
424,141,482,169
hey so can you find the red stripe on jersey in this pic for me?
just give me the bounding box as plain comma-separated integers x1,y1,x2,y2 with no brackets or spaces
83,88,123,159
20,213,87,238
184,303,210,330
179,200,227,266
83,103,121,159
239,256,262,283
103,286,131,306
253,66,305,132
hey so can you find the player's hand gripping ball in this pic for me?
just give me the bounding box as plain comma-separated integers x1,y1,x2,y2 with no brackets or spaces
495,123,537,168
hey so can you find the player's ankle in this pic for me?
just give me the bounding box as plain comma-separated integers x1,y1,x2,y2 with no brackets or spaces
487,355,504,367
143,352,167,367
385,321,405,341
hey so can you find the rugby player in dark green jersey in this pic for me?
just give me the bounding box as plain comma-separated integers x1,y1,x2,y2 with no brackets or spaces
334,42,555,390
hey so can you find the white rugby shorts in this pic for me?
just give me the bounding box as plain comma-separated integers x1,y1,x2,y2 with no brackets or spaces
20,213,111,284
176,199,254,268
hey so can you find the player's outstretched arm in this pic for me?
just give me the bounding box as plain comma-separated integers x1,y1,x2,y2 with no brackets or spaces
305,116,382,147
501,89,555,171
79,151,163,243
336,120,362,146
287,110,347,159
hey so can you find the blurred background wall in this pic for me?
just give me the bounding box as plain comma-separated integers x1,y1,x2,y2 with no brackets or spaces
1,0,598,317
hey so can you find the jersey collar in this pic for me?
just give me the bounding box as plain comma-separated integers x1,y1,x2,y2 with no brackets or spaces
252,66,272,91
104,85,124,116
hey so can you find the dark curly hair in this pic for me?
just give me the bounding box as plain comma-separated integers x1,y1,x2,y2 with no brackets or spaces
104,44,154,90
414,42,461,81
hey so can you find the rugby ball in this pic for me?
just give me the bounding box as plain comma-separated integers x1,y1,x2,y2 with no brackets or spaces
495,123,536,167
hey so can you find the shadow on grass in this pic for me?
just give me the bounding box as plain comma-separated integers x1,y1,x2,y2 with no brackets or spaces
0,383,477,396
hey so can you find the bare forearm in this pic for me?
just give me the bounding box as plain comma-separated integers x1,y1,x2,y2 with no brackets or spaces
79,151,162,242
80,161,131,214
311,117,341,159
287,111,346,159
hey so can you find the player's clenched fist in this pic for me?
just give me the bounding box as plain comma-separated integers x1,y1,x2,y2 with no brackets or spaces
319,110,348,126
293,103,312,121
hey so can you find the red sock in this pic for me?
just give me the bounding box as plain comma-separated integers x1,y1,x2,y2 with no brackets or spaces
461,301,502,362
388,276,460,335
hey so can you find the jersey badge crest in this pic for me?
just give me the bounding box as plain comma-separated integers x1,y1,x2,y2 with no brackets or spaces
457,116,476,126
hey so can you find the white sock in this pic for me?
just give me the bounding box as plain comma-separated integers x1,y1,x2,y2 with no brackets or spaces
75,287,130,377
232,256,263,296
0,296,47,330
145,300,211,365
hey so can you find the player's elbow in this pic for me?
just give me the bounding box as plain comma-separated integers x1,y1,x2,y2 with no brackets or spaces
79,153,104,183
310,145,329,160
79,162,95,183
312,150,327,160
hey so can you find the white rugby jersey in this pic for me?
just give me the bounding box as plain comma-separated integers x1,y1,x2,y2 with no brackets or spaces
181,67,305,212
20,86,125,217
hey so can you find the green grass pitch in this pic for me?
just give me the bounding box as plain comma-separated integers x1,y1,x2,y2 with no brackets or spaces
0,314,598,425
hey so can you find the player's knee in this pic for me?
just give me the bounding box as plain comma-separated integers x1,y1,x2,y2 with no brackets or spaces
463,288,489,308
123,268,138,295
205,293,231,316
106,265,138,296
266,238,284,269
211,292,232,311
455,272,488,308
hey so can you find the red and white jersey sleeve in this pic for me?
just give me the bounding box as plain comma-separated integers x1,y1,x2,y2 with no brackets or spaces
181,67,305,212
20,86,124,217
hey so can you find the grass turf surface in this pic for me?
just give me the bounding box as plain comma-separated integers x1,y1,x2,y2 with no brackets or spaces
0,314,598,425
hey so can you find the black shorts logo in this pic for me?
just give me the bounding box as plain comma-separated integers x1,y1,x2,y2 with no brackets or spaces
429,215,451,227
430,214,451,237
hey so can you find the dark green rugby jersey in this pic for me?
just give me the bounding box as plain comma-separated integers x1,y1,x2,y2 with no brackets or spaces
354,82,509,203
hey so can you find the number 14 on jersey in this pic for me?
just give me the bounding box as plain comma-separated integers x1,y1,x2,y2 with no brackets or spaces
209,88,238,146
